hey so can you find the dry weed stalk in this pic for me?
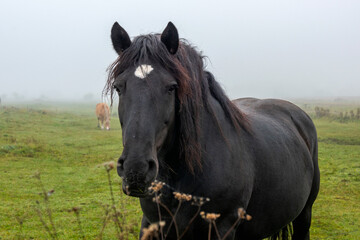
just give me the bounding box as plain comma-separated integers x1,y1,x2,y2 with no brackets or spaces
220,208,252,240
147,180,253,240
31,167,252,239
149,181,213,240
157,198,180,239
68,207,86,240
31,164,140,240
15,215,25,240
102,161,138,240
178,196,210,239
104,161,123,239
34,172,58,240
98,204,111,239
149,181,166,240
200,211,221,240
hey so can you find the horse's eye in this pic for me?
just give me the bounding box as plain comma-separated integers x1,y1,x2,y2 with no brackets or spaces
114,85,123,95
167,84,178,94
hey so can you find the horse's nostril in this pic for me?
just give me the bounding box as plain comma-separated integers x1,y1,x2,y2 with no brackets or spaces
148,159,156,172
118,157,125,170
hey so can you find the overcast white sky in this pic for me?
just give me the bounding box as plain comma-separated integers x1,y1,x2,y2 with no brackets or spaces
0,0,359,101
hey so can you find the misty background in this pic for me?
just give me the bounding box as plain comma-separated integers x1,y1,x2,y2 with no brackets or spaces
0,0,359,102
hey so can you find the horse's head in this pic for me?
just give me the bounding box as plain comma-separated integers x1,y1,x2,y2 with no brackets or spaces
109,22,180,197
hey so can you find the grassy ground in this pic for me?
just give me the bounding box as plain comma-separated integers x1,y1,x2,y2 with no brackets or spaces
311,119,360,239
0,101,359,239
0,103,141,239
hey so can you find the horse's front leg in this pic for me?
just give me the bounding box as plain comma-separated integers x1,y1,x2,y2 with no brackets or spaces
139,215,150,240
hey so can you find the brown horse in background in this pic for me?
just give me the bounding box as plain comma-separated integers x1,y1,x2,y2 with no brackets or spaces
95,103,110,130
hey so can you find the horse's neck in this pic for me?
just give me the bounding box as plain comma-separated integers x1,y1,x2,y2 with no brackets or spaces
157,94,237,185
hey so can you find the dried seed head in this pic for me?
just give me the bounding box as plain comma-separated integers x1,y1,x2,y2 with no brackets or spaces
207,213,220,220
173,192,192,201
67,206,81,213
103,161,115,171
200,211,221,221
149,223,159,231
125,185,130,195
47,189,55,196
191,196,210,206
149,181,165,193
141,222,163,240
72,207,80,213
238,208,245,219
237,208,252,221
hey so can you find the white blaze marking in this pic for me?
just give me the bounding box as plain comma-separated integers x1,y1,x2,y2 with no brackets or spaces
134,64,154,79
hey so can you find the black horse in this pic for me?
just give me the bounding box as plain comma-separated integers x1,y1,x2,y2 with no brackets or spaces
105,22,320,240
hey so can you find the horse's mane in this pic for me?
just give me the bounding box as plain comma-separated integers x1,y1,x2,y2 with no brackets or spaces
105,34,249,174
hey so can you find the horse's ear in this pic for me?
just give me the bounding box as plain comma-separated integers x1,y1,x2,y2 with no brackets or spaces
161,22,179,54
111,22,131,54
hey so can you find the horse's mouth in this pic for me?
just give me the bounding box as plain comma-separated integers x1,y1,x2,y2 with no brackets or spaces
121,182,150,198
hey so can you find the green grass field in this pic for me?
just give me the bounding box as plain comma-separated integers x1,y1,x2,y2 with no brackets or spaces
0,101,359,239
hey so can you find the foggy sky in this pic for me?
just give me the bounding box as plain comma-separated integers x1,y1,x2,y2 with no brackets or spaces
0,0,359,101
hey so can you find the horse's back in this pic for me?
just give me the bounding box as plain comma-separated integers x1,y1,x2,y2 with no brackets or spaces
233,97,317,151
232,98,319,239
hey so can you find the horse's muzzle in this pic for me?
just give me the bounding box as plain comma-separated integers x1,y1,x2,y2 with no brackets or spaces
117,157,157,197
